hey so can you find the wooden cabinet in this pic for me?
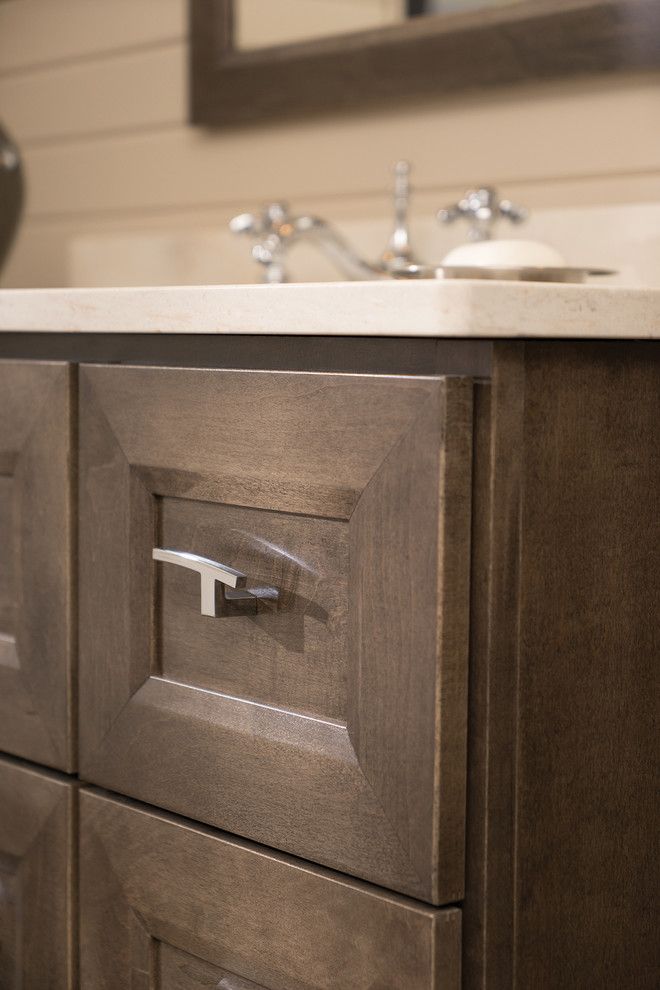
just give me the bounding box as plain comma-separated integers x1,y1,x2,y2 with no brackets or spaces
0,361,75,771
0,755,76,989
0,333,655,989
79,788,461,990
78,366,473,903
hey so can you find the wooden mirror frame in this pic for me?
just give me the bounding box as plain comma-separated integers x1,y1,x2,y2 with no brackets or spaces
190,0,660,127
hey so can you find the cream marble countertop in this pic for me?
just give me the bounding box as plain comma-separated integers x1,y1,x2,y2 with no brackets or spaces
0,280,659,338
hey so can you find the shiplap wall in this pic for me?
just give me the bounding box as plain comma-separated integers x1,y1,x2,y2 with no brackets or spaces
1,0,659,287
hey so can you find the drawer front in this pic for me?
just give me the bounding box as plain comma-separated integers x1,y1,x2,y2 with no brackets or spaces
0,361,74,770
80,788,461,990
79,366,472,903
0,755,76,989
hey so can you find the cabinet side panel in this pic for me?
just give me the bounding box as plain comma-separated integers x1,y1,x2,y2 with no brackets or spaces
514,342,660,988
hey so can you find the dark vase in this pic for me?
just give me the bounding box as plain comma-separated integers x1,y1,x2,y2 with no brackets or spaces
0,123,24,275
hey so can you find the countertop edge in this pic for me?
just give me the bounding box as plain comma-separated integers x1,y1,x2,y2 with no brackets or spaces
0,280,659,339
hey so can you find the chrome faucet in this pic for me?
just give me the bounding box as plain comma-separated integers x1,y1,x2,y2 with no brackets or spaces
230,202,381,283
230,160,424,283
230,169,534,282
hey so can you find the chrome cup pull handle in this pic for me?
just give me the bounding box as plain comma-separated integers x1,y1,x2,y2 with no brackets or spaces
152,548,278,617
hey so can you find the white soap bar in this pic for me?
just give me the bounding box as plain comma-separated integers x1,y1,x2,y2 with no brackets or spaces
442,238,566,268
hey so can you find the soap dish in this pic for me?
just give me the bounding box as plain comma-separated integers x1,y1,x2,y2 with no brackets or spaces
437,265,616,284
392,263,616,283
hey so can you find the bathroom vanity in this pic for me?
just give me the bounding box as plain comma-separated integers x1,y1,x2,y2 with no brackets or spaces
0,280,657,989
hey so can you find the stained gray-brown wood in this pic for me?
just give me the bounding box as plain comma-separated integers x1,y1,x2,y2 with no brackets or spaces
0,755,77,989
159,498,349,720
78,365,473,903
463,352,523,990
79,788,462,990
0,361,75,771
0,334,493,378
464,342,660,988
190,0,660,127
461,381,496,989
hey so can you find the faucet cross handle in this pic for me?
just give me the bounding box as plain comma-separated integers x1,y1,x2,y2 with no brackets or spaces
437,186,528,241
229,202,300,283
229,201,296,239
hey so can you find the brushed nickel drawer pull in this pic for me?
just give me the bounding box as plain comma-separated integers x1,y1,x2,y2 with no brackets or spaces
152,548,278,617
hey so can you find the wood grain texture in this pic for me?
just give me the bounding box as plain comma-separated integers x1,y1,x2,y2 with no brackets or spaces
0,360,75,771
0,476,16,635
349,378,473,901
79,788,462,990
0,755,77,989
465,342,660,988
78,365,473,902
461,381,495,990
159,498,349,720
191,0,660,126
463,351,523,990
514,342,660,988
0,332,493,378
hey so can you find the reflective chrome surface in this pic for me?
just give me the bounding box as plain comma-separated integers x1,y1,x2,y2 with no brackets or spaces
389,264,616,283
230,159,424,283
153,548,279,617
231,169,617,284
437,186,527,241
230,202,381,283
435,265,616,284
378,160,422,273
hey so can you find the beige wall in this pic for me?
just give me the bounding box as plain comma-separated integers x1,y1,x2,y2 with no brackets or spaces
1,0,659,287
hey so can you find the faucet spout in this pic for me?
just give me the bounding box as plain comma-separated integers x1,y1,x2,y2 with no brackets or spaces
229,160,423,284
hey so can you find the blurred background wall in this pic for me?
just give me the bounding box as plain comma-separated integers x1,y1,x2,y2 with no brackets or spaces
1,0,659,287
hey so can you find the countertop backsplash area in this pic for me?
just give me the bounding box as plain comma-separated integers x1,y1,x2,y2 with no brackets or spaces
66,200,660,288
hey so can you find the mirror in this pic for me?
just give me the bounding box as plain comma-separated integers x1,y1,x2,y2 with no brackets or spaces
233,1,518,52
190,0,660,128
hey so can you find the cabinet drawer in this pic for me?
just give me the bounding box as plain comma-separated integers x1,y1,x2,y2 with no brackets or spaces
80,788,461,990
79,366,472,903
0,361,74,771
0,755,76,989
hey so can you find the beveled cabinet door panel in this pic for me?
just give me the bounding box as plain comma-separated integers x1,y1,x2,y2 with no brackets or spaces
0,756,76,989
0,361,75,771
79,366,473,903
80,789,462,990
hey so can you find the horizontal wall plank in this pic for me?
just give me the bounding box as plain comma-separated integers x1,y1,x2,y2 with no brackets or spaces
20,74,660,219
0,0,186,74
0,44,185,144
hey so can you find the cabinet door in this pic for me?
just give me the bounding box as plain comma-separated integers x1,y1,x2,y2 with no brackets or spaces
79,366,473,903
0,755,76,988
0,361,75,770
80,788,461,990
